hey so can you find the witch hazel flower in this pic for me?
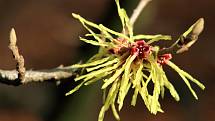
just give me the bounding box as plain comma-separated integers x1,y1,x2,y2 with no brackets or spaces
66,0,205,121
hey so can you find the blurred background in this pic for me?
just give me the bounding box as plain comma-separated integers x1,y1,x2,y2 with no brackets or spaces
0,0,214,121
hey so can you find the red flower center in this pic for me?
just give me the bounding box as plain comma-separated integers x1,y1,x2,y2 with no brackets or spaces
157,54,172,65
130,40,152,59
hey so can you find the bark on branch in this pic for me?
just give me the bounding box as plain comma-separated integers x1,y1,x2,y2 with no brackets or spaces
0,28,76,86
0,67,75,86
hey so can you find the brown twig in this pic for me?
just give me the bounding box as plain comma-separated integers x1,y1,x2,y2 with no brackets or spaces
0,28,76,86
159,18,204,54
8,28,26,82
130,0,152,26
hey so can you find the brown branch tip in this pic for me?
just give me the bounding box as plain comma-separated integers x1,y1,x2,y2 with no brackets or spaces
8,28,26,82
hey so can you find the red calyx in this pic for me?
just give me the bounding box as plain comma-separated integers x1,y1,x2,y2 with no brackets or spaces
131,47,139,55
136,40,146,46
157,54,172,65
130,40,152,59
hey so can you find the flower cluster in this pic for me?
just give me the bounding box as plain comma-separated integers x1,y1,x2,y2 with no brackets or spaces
66,0,205,121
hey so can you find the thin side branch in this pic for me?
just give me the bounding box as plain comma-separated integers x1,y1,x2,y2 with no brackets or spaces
159,18,204,54
130,0,152,26
8,28,26,82
0,28,76,86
